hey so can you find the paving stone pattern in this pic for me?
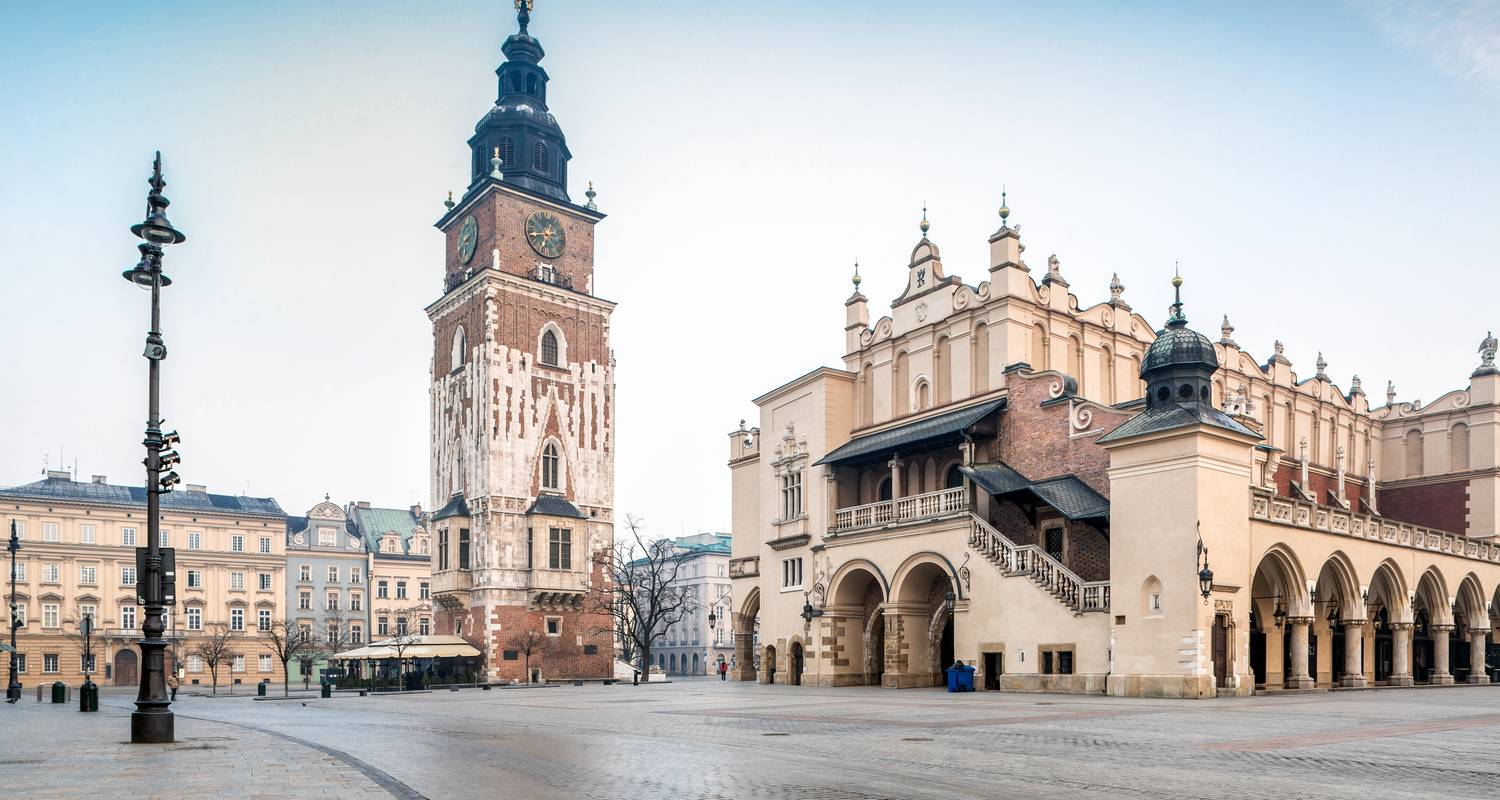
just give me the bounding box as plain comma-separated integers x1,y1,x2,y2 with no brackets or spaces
5,682,1500,799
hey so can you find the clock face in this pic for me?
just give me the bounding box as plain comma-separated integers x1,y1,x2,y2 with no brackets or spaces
525,210,566,259
457,215,478,264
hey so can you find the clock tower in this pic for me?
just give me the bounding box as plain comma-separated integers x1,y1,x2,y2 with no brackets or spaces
426,1,615,682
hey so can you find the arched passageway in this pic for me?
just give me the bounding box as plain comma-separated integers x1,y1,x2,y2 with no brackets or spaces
827,563,888,686
887,557,955,688
1248,547,1311,689
735,588,761,682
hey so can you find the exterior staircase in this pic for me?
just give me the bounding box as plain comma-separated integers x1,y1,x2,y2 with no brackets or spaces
968,514,1110,615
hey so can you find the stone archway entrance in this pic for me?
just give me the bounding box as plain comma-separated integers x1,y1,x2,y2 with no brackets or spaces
764,645,777,685
113,649,138,686
790,642,804,686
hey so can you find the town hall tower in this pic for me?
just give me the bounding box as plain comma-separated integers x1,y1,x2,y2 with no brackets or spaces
426,1,614,682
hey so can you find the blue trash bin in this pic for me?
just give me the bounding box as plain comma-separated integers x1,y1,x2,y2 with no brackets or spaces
945,662,976,693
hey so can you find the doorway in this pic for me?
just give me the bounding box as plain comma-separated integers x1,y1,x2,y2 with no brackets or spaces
983,651,1003,690
1374,609,1392,683
764,645,777,684
938,616,954,676
790,642,803,686
1212,614,1230,688
113,649,138,686
1249,614,1266,687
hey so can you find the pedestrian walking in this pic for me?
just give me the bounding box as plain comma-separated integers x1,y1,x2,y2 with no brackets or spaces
167,673,179,701
718,659,728,681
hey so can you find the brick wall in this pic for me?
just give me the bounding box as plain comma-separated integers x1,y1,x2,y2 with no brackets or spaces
995,370,1131,497
442,186,598,291
1272,463,1368,509
1379,480,1469,535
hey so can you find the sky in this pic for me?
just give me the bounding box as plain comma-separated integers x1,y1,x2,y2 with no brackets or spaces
2,0,1497,537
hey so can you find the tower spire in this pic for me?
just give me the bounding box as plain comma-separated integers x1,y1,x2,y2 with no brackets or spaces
516,0,533,36
1167,264,1186,327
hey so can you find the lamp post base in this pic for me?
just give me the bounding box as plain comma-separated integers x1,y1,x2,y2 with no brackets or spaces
131,710,174,743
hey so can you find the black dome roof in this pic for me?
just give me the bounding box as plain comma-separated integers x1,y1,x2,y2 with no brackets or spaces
1141,324,1218,377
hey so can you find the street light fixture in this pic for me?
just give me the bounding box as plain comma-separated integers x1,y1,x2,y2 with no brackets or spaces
124,152,186,744
1195,522,1213,604
6,519,20,703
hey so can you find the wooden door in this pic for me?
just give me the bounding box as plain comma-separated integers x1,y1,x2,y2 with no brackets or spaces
1211,615,1229,688
113,649,138,686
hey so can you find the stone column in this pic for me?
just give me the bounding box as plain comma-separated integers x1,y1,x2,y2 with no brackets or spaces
732,629,755,682
1431,624,1455,685
1285,617,1315,689
1389,622,1414,686
1340,620,1367,688
888,457,904,499
1469,629,1490,684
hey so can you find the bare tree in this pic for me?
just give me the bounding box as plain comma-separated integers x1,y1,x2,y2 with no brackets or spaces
262,619,321,696
383,608,424,690
507,628,549,683
587,515,696,680
193,623,234,695
295,609,357,689
59,616,99,679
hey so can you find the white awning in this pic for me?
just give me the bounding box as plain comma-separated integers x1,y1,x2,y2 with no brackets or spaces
332,635,481,660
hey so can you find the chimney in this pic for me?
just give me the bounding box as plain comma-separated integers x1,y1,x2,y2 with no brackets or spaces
410,503,423,516
45,469,72,480
91,475,108,485
185,484,207,494
356,501,371,509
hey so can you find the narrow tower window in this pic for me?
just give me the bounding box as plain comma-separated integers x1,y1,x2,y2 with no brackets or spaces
533,142,549,174
498,137,514,169
540,329,559,366
541,442,561,490
451,326,466,371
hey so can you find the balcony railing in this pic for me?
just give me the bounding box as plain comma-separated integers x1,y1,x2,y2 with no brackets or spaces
530,265,573,290
833,486,968,534
969,515,1110,613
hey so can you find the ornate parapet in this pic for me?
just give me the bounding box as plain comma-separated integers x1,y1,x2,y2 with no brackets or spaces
1250,487,1500,564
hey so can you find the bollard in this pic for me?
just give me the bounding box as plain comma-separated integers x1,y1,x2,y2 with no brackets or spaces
321,682,331,699
51,681,67,704
79,680,98,712
358,689,368,697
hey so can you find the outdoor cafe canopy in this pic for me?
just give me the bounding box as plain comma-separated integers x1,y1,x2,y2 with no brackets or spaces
332,634,481,661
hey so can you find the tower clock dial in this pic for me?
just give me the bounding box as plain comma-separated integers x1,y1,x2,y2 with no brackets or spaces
524,210,566,259
457,215,478,264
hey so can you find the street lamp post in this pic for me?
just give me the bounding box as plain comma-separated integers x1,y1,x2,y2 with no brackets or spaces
124,152,187,744
6,519,20,703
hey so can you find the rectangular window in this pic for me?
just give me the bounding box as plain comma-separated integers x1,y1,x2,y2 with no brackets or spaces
350,567,361,584
13,654,24,672
188,654,203,672
121,566,136,585
1044,527,1065,562
259,537,272,554
395,617,408,635
545,617,561,636
377,580,388,599
258,573,272,591
459,528,470,570
42,603,60,628
121,606,137,630
230,608,244,631
186,607,202,630
326,622,339,643
256,609,270,631
230,571,245,590
187,570,203,589
159,530,169,547
781,557,804,590
79,604,96,624
298,564,311,582
351,623,363,644
419,617,430,636
81,653,96,673
11,521,23,540
396,581,407,600
349,593,362,612
11,562,23,582
43,653,59,673
1040,647,1074,675
230,535,244,553
299,591,311,610
259,654,272,673
80,524,95,544
42,563,59,583
326,591,339,611
548,528,572,570
377,616,388,636
232,655,245,673
187,531,201,550
781,470,804,520
79,565,97,584
318,527,336,547
327,566,339,583
42,522,59,542
420,581,430,600
298,623,312,642
121,527,137,546
438,529,449,571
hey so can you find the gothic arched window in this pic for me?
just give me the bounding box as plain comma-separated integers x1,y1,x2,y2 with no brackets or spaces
541,442,561,490
451,327,466,372
540,329,559,366
533,142,549,174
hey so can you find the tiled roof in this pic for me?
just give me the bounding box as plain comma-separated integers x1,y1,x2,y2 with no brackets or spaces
0,476,285,518
816,398,1006,467
285,516,309,536
963,464,1032,495
347,505,423,554
526,494,587,519
431,494,470,521
1096,403,1260,445
965,462,1109,521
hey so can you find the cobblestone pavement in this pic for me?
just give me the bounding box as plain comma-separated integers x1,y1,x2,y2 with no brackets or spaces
6,682,1500,799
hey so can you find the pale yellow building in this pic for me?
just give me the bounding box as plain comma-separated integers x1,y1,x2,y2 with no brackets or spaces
3,472,288,689
729,202,1500,697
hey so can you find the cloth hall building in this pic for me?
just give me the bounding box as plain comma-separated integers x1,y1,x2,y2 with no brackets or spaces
728,202,1500,698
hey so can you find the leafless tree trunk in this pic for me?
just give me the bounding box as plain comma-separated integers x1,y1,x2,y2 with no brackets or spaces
262,619,323,696
193,623,234,695
507,629,548,683
384,607,424,689
586,515,696,682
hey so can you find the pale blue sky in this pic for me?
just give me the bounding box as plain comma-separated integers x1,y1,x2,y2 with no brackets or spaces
2,1,1496,534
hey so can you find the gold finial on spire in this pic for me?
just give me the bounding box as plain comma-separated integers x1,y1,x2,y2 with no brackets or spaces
1168,263,1186,326
998,186,1010,225
851,258,862,291
919,203,929,236
515,0,534,35
490,147,504,179
444,190,455,211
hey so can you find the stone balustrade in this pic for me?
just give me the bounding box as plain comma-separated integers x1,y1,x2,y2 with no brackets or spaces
969,515,1109,613
1250,488,1500,564
832,486,967,534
